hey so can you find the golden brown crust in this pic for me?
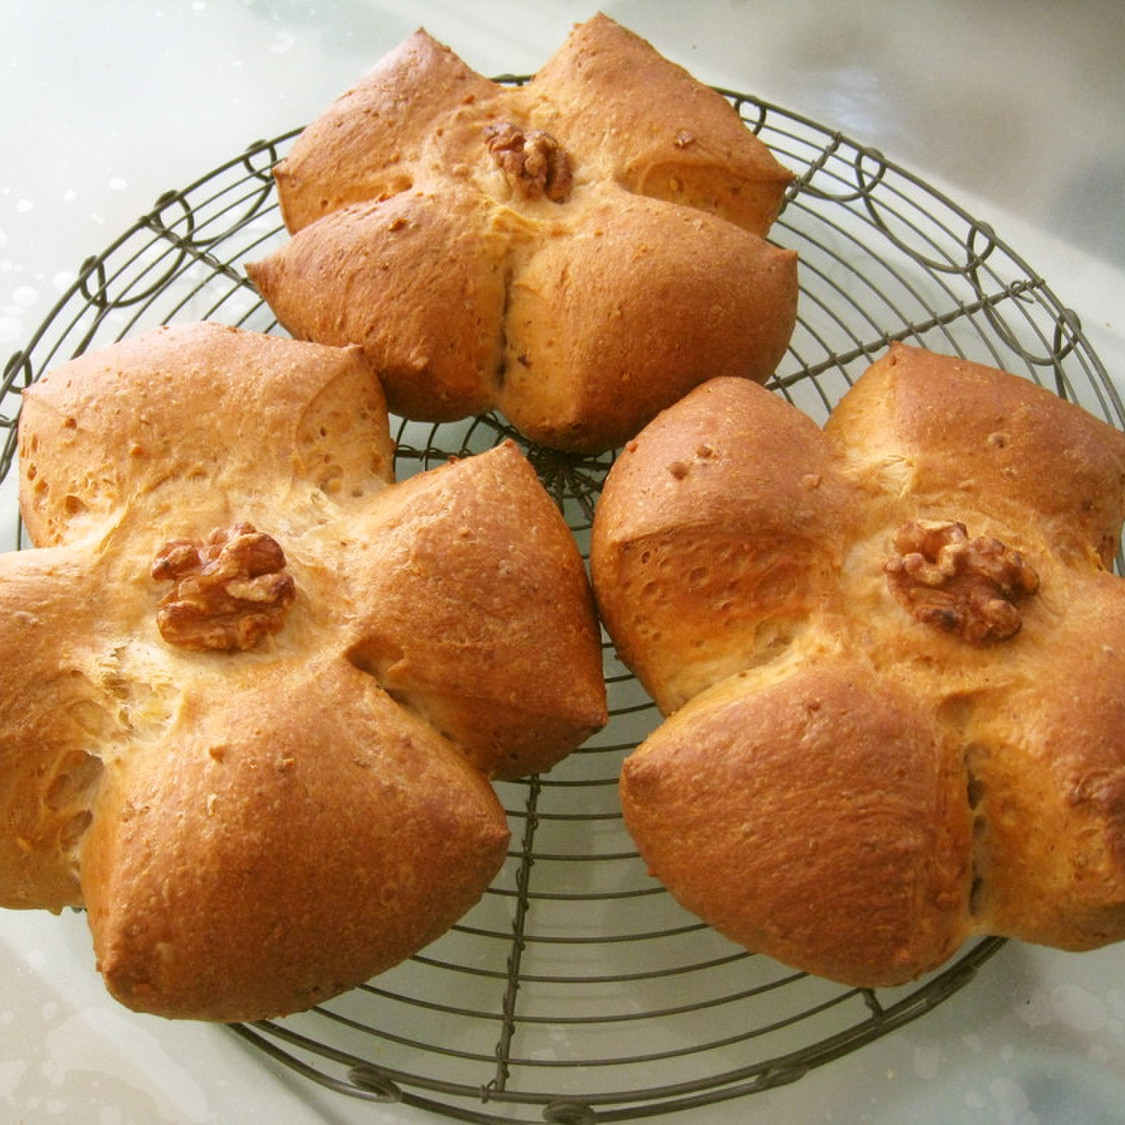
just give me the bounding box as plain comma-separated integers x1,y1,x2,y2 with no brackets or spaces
592,377,855,712
498,187,797,453
247,187,511,424
530,13,793,235
273,28,499,233
3,323,607,1019
248,15,797,454
81,655,509,1022
0,544,109,912
272,15,793,238
963,572,1125,950
594,344,1125,984
827,343,1125,567
18,322,394,547
345,442,607,779
621,660,973,986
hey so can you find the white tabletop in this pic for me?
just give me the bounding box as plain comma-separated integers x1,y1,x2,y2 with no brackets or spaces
3,3,1125,1123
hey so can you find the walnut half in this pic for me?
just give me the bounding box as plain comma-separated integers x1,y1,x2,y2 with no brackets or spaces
483,121,573,202
152,523,295,652
884,520,1039,645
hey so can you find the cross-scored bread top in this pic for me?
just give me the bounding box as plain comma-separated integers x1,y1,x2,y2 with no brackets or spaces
592,343,1125,986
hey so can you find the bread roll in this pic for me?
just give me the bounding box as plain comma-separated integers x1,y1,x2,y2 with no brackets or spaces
3,322,606,1019
247,14,798,453
593,343,1125,985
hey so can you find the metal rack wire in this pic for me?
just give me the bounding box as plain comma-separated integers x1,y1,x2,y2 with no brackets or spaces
1,86,1118,1123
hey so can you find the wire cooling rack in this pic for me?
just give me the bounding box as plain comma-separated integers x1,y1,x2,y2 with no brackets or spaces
2,85,1120,1124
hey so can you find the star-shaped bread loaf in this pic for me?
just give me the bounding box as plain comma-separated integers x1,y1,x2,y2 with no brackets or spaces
1,321,606,1020
592,343,1125,986
246,14,798,453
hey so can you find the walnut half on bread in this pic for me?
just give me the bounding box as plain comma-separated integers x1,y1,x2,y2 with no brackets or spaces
246,14,798,454
1,322,606,1021
592,343,1125,987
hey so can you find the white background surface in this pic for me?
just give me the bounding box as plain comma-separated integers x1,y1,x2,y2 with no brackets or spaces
2,2,1125,1123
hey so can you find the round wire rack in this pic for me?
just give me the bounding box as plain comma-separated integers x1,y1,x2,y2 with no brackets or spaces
2,85,1121,1124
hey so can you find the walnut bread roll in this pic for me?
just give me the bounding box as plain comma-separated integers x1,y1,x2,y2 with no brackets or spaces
2,322,607,1021
247,14,798,454
592,343,1125,986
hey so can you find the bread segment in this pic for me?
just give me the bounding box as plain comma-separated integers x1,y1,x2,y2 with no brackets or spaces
621,659,973,986
81,654,509,1023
